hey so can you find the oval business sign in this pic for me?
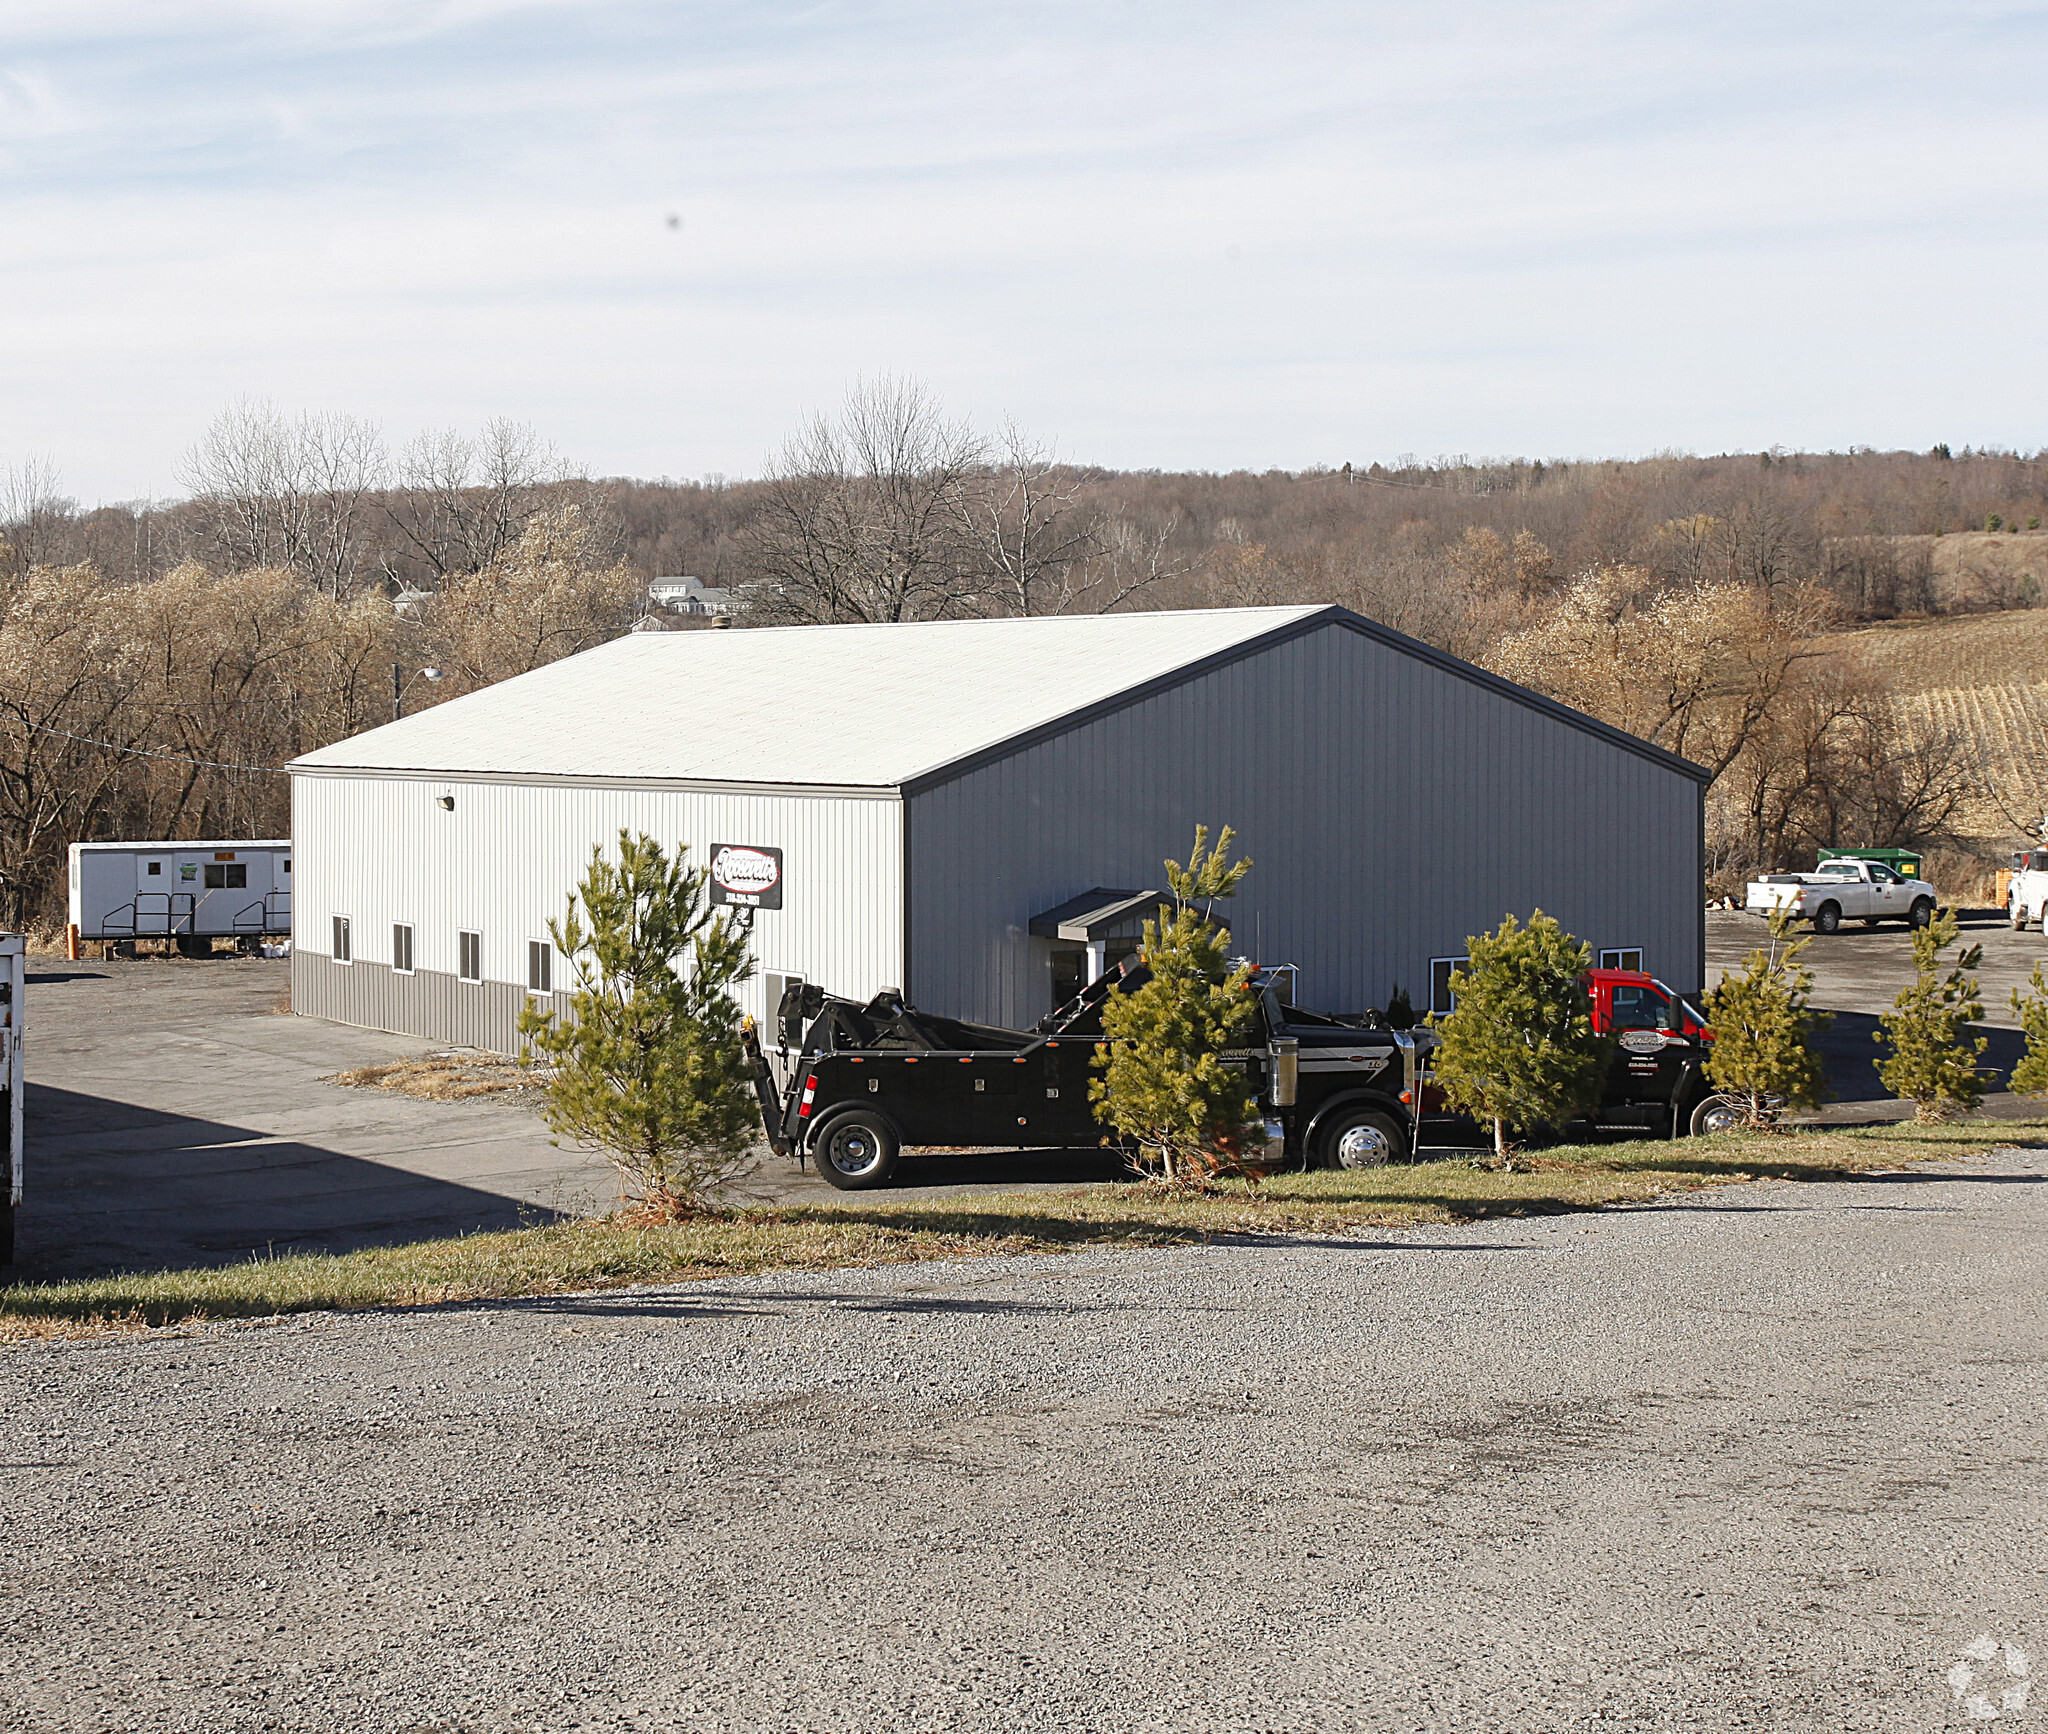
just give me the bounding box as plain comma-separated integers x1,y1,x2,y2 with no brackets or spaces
1618,1028,1665,1054
710,843,783,909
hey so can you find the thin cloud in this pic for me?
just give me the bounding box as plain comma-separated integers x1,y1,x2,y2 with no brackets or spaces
4,1,2047,497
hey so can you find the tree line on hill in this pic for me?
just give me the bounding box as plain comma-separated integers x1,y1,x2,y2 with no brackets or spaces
3,381,2044,925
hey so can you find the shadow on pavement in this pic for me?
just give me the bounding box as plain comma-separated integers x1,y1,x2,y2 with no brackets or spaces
1812,1009,2027,1104
11,1081,573,1283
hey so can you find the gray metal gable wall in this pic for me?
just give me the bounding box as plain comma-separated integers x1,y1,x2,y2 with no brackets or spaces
905,622,1704,1028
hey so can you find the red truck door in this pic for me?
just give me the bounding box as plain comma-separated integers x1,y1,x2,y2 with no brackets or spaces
1591,972,1707,1121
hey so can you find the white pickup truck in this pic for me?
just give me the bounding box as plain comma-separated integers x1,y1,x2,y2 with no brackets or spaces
1745,858,1937,933
2009,848,2048,929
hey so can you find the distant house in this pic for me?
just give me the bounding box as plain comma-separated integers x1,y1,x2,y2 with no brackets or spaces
649,576,744,617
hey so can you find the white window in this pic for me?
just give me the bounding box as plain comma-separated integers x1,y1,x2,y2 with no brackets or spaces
392,924,415,975
764,971,807,1043
457,930,482,983
1429,955,1469,1017
526,939,553,994
1599,948,1644,973
332,915,352,964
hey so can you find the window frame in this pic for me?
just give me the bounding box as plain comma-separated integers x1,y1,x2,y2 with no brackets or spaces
1429,955,1469,1017
457,929,482,985
1598,947,1644,973
332,914,353,965
391,923,415,976
525,938,553,996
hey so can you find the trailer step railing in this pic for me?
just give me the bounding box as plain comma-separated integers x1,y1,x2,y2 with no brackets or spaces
103,893,197,936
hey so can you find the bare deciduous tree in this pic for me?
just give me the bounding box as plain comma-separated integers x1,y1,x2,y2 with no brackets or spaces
386,418,587,584
179,402,388,596
741,378,986,624
0,456,77,573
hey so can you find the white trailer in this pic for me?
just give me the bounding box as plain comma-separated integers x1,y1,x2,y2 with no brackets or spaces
68,840,293,950
0,933,22,1264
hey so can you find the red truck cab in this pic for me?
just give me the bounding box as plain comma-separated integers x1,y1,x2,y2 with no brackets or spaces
1420,969,1721,1139
1585,969,1717,1134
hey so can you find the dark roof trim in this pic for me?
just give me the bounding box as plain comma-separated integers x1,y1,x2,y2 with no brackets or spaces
900,604,1712,796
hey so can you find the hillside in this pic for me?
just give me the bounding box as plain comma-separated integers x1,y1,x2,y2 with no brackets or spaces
1821,610,2048,840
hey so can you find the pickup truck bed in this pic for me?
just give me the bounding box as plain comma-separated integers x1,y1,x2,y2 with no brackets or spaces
1744,860,1935,933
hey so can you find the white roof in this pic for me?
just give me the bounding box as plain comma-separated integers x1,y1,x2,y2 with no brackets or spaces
72,839,291,853
290,606,1332,788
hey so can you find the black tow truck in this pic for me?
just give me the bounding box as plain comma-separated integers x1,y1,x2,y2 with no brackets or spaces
741,960,1426,1189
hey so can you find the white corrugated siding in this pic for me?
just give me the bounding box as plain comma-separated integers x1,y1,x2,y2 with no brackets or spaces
908,622,1704,1027
291,775,903,1029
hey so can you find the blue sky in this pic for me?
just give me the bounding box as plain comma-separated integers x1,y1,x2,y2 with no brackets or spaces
5,1,2048,501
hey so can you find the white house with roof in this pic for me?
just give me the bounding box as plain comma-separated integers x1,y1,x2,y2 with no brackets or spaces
648,576,743,616
286,605,1707,1052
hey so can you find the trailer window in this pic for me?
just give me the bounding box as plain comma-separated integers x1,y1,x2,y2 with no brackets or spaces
1429,956,1468,1017
202,864,247,889
1599,948,1643,972
526,940,552,994
392,924,414,975
145,861,162,877
332,916,352,964
458,930,482,983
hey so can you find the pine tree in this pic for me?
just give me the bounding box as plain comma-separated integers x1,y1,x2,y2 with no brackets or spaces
1702,909,1831,1127
1875,905,1987,1121
1091,826,1260,1185
2009,962,2048,1098
1429,912,1611,1158
519,831,757,1217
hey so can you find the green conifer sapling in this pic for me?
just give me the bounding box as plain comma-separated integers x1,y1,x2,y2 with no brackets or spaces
1091,826,1260,1185
1874,905,1986,1121
1429,911,1612,1158
520,831,757,1217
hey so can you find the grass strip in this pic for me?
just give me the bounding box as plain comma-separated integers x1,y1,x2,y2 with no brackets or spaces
3,1117,2034,1340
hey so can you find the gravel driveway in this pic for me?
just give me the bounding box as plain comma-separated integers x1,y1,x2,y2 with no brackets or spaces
6,1144,2043,1732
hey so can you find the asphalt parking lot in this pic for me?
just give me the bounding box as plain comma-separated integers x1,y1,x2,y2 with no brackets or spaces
8,955,1125,1282
1703,906,2046,1124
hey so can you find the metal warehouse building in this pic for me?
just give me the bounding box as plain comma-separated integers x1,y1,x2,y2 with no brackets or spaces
288,605,1708,1050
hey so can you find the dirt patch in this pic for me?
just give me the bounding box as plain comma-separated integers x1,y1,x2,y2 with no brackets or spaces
324,1049,551,1106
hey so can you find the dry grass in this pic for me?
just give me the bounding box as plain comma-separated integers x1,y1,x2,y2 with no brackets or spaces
2,1118,2030,1340
1809,611,2048,846
1817,607,2048,695
324,1050,546,1103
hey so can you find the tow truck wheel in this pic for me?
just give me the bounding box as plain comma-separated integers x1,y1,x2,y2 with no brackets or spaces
1909,897,1935,930
1319,1107,1403,1170
1811,901,1842,934
1688,1093,1746,1137
812,1111,901,1190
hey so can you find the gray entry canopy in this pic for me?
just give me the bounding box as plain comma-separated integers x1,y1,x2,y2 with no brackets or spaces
1028,888,1171,944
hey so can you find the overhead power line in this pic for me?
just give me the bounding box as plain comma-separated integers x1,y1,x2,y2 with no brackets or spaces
22,719,285,775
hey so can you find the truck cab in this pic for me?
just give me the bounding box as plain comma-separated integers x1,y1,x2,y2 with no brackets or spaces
1586,968,1716,1134
2011,849,2048,931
